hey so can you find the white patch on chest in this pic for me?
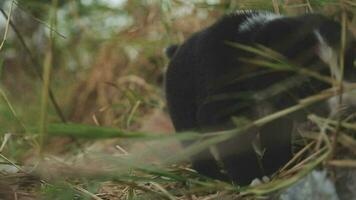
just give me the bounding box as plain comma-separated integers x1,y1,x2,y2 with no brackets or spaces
313,31,356,115
314,30,341,81
238,12,283,32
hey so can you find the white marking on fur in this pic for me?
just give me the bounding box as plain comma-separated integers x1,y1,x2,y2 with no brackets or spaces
313,30,355,115
238,12,283,32
314,30,340,81
235,10,254,15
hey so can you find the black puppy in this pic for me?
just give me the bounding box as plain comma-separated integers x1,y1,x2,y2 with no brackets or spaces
165,10,355,185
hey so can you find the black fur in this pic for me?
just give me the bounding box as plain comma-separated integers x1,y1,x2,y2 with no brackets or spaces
165,11,355,185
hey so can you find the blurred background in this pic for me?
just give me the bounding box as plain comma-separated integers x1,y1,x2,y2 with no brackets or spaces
0,0,355,199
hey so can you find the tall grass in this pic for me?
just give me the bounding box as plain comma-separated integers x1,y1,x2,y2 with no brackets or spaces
0,0,355,199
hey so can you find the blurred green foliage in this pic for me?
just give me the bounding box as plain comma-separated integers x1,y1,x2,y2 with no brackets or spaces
0,0,354,199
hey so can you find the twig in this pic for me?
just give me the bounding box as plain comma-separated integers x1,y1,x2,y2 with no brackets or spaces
150,182,177,200
330,11,347,160
38,0,58,155
305,0,314,12
0,133,11,152
272,0,280,14
279,147,328,177
0,153,24,172
126,100,141,128
279,142,315,173
328,159,356,168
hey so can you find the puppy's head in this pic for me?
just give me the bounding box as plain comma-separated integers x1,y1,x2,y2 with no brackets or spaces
249,14,355,116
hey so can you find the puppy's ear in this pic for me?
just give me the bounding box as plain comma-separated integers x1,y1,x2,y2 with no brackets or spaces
165,44,179,59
